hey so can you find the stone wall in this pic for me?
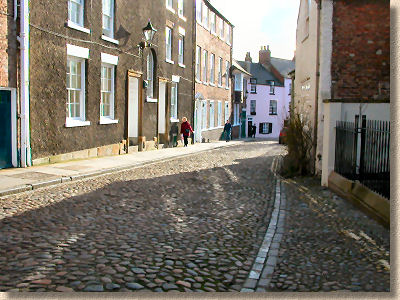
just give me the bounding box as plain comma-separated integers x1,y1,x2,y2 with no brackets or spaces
331,0,390,100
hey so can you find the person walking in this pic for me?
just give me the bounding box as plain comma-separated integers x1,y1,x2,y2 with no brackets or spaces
180,117,193,147
252,124,256,138
223,120,232,142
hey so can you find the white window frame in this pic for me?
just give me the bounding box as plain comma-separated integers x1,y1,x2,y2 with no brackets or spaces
147,51,155,100
202,49,208,83
165,27,173,64
250,78,257,93
201,100,207,129
102,0,114,38
225,61,230,88
209,100,215,128
196,0,202,23
100,53,118,124
178,33,185,67
202,1,208,28
233,103,240,125
270,80,275,94
218,57,223,87
196,46,201,81
217,101,222,126
68,0,84,27
66,55,90,127
224,101,229,123
250,99,256,115
210,53,215,85
210,11,216,34
234,73,243,91
269,100,277,115
166,0,174,12
100,63,116,124
219,19,224,39
170,81,178,121
178,0,184,19
226,24,231,44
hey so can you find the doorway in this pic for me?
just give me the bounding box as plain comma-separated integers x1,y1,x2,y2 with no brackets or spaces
128,74,140,145
0,90,12,169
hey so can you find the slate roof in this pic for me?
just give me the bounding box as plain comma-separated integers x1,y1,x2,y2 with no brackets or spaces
270,57,295,78
238,61,283,86
232,60,252,77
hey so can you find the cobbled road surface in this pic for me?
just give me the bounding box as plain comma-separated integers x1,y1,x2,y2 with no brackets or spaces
0,141,282,292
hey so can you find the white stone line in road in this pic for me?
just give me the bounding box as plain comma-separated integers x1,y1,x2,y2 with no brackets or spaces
241,156,286,292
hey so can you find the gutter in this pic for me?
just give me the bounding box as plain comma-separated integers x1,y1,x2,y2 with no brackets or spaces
313,0,321,174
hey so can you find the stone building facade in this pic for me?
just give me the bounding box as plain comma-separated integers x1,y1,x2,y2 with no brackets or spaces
28,0,194,164
294,0,390,185
193,0,233,143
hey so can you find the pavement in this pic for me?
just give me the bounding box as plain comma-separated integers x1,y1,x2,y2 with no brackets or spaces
0,139,245,197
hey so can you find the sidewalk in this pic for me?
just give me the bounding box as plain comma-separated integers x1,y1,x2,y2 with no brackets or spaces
0,140,244,197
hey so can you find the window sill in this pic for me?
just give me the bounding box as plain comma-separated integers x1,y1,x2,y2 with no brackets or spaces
166,6,176,14
209,82,216,87
178,14,187,22
203,82,209,86
99,118,119,125
67,20,91,34
269,113,277,116
166,59,175,65
225,87,230,90
65,119,91,128
196,79,202,84
178,63,186,68
101,35,119,45
146,97,158,103
170,118,180,123
218,84,223,88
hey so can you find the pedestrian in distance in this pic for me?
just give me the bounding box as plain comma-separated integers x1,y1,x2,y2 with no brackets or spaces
180,117,193,147
224,120,232,142
252,124,256,138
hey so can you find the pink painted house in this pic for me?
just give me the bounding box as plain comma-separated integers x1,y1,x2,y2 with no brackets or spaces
239,46,294,138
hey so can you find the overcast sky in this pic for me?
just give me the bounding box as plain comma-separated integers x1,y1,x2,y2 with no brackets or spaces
210,0,300,62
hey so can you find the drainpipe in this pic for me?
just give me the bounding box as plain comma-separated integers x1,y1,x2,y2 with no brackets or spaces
313,0,321,174
17,0,31,167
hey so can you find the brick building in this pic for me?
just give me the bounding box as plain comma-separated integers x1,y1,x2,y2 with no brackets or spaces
26,0,194,165
193,0,233,143
294,0,390,185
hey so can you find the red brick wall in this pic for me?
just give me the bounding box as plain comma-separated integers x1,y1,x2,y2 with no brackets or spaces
331,0,389,100
0,0,17,88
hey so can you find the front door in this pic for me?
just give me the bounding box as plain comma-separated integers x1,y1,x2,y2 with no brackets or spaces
158,81,166,136
248,120,253,137
0,90,12,169
194,100,202,143
128,75,139,145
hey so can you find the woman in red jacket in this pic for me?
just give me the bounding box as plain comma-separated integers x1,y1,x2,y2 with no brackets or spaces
180,117,193,147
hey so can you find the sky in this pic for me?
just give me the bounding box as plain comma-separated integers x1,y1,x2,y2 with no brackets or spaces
210,0,300,62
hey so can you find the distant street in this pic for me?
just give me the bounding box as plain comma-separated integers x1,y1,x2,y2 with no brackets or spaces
0,141,390,292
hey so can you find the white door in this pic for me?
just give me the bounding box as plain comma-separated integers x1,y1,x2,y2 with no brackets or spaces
128,76,139,140
158,81,166,134
194,100,202,143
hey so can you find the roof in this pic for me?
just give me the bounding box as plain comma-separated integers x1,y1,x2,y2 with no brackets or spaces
204,0,234,27
232,60,252,77
238,61,283,86
270,57,295,78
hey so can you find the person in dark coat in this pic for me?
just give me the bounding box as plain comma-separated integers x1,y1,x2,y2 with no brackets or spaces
180,117,193,147
223,120,232,142
252,124,256,138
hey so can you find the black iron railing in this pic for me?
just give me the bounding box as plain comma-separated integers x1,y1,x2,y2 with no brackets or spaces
335,118,390,199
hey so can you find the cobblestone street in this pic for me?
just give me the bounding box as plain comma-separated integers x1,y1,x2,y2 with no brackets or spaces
0,141,390,292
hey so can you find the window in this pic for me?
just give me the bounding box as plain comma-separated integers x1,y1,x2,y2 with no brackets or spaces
202,50,208,83
225,61,230,88
202,2,208,28
217,101,222,126
171,82,178,120
166,0,173,10
68,0,84,27
250,78,257,93
102,0,114,37
250,100,256,115
165,27,172,62
210,12,216,33
234,74,243,91
219,19,224,39
233,104,240,125
224,102,229,123
178,35,184,66
226,24,231,44
210,53,215,84
218,57,223,86
269,80,275,94
201,100,207,129
67,56,86,123
259,122,272,134
209,101,215,128
196,0,202,22
178,0,184,17
196,46,201,81
269,100,277,115
147,51,154,99
100,63,115,120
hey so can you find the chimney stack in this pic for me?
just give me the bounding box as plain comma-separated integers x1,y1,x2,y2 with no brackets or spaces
245,52,252,63
259,45,271,66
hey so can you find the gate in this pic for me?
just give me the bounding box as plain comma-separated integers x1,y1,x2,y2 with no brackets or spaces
335,118,390,199
0,90,12,169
